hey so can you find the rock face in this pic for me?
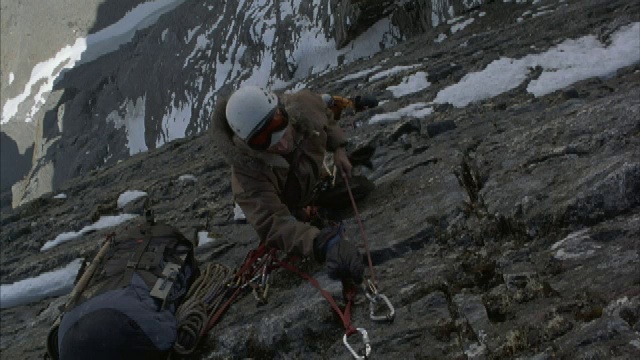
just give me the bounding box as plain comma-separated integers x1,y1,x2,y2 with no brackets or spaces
0,0,149,206
1,0,640,359
334,0,486,48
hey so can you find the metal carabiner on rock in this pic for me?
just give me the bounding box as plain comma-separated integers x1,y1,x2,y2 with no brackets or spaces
364,279,395,322
343,328,371,360
369,293,395,322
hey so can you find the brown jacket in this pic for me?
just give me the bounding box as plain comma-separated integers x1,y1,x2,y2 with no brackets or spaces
210,89,347,257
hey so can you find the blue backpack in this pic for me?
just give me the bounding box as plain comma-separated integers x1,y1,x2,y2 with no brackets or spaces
46,219,199,360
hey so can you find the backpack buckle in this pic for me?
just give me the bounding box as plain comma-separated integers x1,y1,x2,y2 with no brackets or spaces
150,262,180,308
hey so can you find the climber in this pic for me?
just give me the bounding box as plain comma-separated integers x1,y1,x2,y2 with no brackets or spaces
210,86,376,285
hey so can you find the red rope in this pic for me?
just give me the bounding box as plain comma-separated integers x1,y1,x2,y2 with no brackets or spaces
277,260,358,336
202,245,358,337
202,244,271,334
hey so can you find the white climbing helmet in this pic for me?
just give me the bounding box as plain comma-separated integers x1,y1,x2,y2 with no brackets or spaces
226,85,279,142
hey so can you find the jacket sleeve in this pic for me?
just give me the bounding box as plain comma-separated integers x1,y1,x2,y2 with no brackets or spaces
231,167,321,258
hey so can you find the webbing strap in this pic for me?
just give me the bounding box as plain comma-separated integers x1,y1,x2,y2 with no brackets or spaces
122,227,153,286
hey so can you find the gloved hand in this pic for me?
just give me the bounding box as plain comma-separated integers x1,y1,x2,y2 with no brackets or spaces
313,225,364,284
353,95,379,112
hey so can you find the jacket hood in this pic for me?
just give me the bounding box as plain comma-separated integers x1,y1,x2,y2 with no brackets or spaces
210,96,242,165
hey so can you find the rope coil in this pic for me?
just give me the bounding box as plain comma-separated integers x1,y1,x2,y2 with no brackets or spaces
173,263,232,355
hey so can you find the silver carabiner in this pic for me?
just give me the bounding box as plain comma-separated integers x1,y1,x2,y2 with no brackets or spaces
343,328,371,360
369,293,395,322
364,279,395,322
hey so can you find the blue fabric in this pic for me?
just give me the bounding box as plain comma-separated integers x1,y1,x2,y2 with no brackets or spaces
323,222,344,255
58,273,177,354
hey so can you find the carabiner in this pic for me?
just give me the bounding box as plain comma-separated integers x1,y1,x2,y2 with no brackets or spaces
364,279,378,298
343,328,371,360
369,293,395,322
363,279,395,322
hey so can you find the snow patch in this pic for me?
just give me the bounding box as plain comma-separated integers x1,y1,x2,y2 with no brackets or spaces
117,190,148,208
370,65,421,82
451,18,475,34
106,96,148,155
434,23,640,107
41,214,138,251
0,258,84,309
337,66,382,83
387,71,431,97
197,231,217,247
178,174,197,182
369,103,433,124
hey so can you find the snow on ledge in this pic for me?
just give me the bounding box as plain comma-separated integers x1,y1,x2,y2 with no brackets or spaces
0,258,84,309
117,190,148,208
41,214,138,251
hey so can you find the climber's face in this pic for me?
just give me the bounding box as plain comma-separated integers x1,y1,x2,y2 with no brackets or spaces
266,119,294,155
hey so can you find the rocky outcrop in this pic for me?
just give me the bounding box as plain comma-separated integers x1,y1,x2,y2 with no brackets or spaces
334,0,486,48
1,0,639,359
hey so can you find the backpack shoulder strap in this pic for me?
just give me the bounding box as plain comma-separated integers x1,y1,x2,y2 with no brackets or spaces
119,224,154,287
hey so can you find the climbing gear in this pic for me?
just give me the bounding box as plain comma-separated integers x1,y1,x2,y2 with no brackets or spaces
66,232,115,311
226,86,282,145
343,328,371,360
147,166,387,359
364,279,395,322
171,241,371,359
173,263,232,355
342,174,396,324
180,173,393,359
